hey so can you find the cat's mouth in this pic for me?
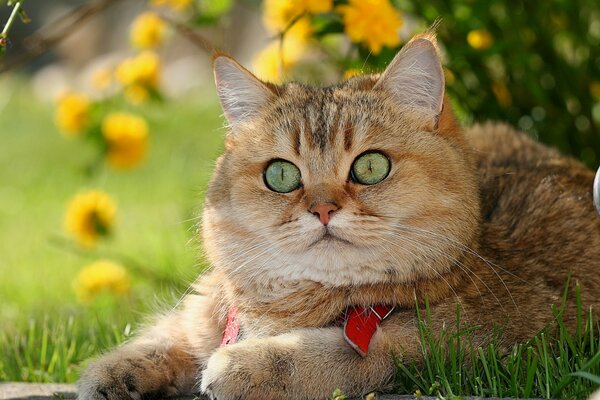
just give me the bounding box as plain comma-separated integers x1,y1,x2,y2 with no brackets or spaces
308,230,353,248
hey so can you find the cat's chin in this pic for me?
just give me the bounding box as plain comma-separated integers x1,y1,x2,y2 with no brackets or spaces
307,231,354,249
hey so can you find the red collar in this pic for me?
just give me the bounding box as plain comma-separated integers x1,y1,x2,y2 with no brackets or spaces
220,305,395,357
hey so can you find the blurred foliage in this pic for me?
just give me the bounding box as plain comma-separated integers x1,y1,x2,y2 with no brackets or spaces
399,0,600,167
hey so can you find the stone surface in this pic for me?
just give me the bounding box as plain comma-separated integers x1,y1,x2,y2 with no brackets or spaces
0,383,560,400
0,383,77,400
0,384,429,400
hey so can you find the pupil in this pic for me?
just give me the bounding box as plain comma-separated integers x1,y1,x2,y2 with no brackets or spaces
281,167,285,181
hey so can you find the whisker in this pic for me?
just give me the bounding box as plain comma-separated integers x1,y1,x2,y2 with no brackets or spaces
389,223,521,316
375,235,468,317
381,230,504,315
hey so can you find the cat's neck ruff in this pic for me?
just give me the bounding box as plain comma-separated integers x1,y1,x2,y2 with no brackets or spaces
217,258,479,330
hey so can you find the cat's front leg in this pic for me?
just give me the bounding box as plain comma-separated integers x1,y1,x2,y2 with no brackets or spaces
200,320,420,400
78,338,197,400
78,289,224,400
78,308,201,400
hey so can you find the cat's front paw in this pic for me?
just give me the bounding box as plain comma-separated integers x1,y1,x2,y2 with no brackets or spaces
78,348,183,400
200,341,295,400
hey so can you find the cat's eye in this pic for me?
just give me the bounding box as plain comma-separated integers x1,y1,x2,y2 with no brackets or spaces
351,152,390,185
264,160,302,193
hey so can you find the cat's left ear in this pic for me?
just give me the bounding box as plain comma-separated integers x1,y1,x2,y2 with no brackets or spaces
213,54,276,127
374,34,444,127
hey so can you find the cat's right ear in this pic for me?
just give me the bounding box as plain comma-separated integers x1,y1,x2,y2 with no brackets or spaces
374,34,445,128
213,54,275,127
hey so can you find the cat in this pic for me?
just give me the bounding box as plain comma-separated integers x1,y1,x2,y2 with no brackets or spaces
77,33,600,400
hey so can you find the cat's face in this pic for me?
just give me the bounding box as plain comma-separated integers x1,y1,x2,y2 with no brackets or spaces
203,35,480,288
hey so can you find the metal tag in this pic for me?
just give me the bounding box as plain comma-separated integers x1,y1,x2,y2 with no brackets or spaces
594,166,600,216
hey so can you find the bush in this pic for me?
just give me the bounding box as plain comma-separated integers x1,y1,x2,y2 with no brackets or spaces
399,0,600,167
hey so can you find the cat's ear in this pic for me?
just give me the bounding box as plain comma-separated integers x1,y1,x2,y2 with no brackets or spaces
213,54,275,126
374,34,445,125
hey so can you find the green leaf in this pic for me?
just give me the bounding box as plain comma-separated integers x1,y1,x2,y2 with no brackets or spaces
193,14,220,26
571,371,600,385
198,0,232,18
18,7,30,24
312,15,344,38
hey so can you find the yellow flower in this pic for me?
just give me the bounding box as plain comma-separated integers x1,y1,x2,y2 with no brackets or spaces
337,0,402,54
263,0,332,33
150,0,192,11
343,68,362,80
304,0,333,14
73,260,131,302
115,51,160,90
253,30,307,83
91,67,113,91
253,15,311,83
263,0,303,32
287,16,312,41
101,112,149,169
124,85,150,105
253,43,285,83
65,190,116,247
130,12,167,49
55,92,90,137
467,29,493,50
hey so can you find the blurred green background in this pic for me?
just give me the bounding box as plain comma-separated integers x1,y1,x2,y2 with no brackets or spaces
408,0,600,166
0,78,223,381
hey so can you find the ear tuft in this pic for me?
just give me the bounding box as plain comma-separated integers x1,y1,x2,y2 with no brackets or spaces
374,34,445,120
213,55,274,127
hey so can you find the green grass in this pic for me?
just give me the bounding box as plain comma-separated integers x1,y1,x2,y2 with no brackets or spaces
0,312,130,382
0,78,598,398
395,288,600,399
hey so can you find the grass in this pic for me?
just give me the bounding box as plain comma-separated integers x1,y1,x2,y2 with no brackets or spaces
395,287,600,399
0,313,130,382
0,77,598,398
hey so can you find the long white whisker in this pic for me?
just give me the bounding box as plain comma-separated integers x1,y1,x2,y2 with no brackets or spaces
390,223,520,316
376,235,468,317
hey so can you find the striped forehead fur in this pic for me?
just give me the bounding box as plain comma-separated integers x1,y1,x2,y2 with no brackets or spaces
264,81,389,156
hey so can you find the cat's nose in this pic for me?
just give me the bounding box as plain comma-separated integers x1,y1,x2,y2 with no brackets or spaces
309,203,339,225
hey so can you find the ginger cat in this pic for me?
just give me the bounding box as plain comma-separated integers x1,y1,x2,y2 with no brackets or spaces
78,34,600,400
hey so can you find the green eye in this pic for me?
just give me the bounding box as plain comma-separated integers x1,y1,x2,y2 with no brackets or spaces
351,152,390,185
264,160,302,193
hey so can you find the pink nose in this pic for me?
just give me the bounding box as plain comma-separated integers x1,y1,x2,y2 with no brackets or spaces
309,203,339,225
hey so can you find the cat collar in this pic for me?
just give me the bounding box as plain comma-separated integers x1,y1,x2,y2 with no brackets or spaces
340,305,395,357
220,306,240,347
220,305,395,357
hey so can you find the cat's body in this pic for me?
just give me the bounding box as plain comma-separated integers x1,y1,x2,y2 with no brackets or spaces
78,35,600,400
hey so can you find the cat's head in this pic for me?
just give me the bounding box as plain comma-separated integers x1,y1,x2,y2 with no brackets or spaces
202,34,480,288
